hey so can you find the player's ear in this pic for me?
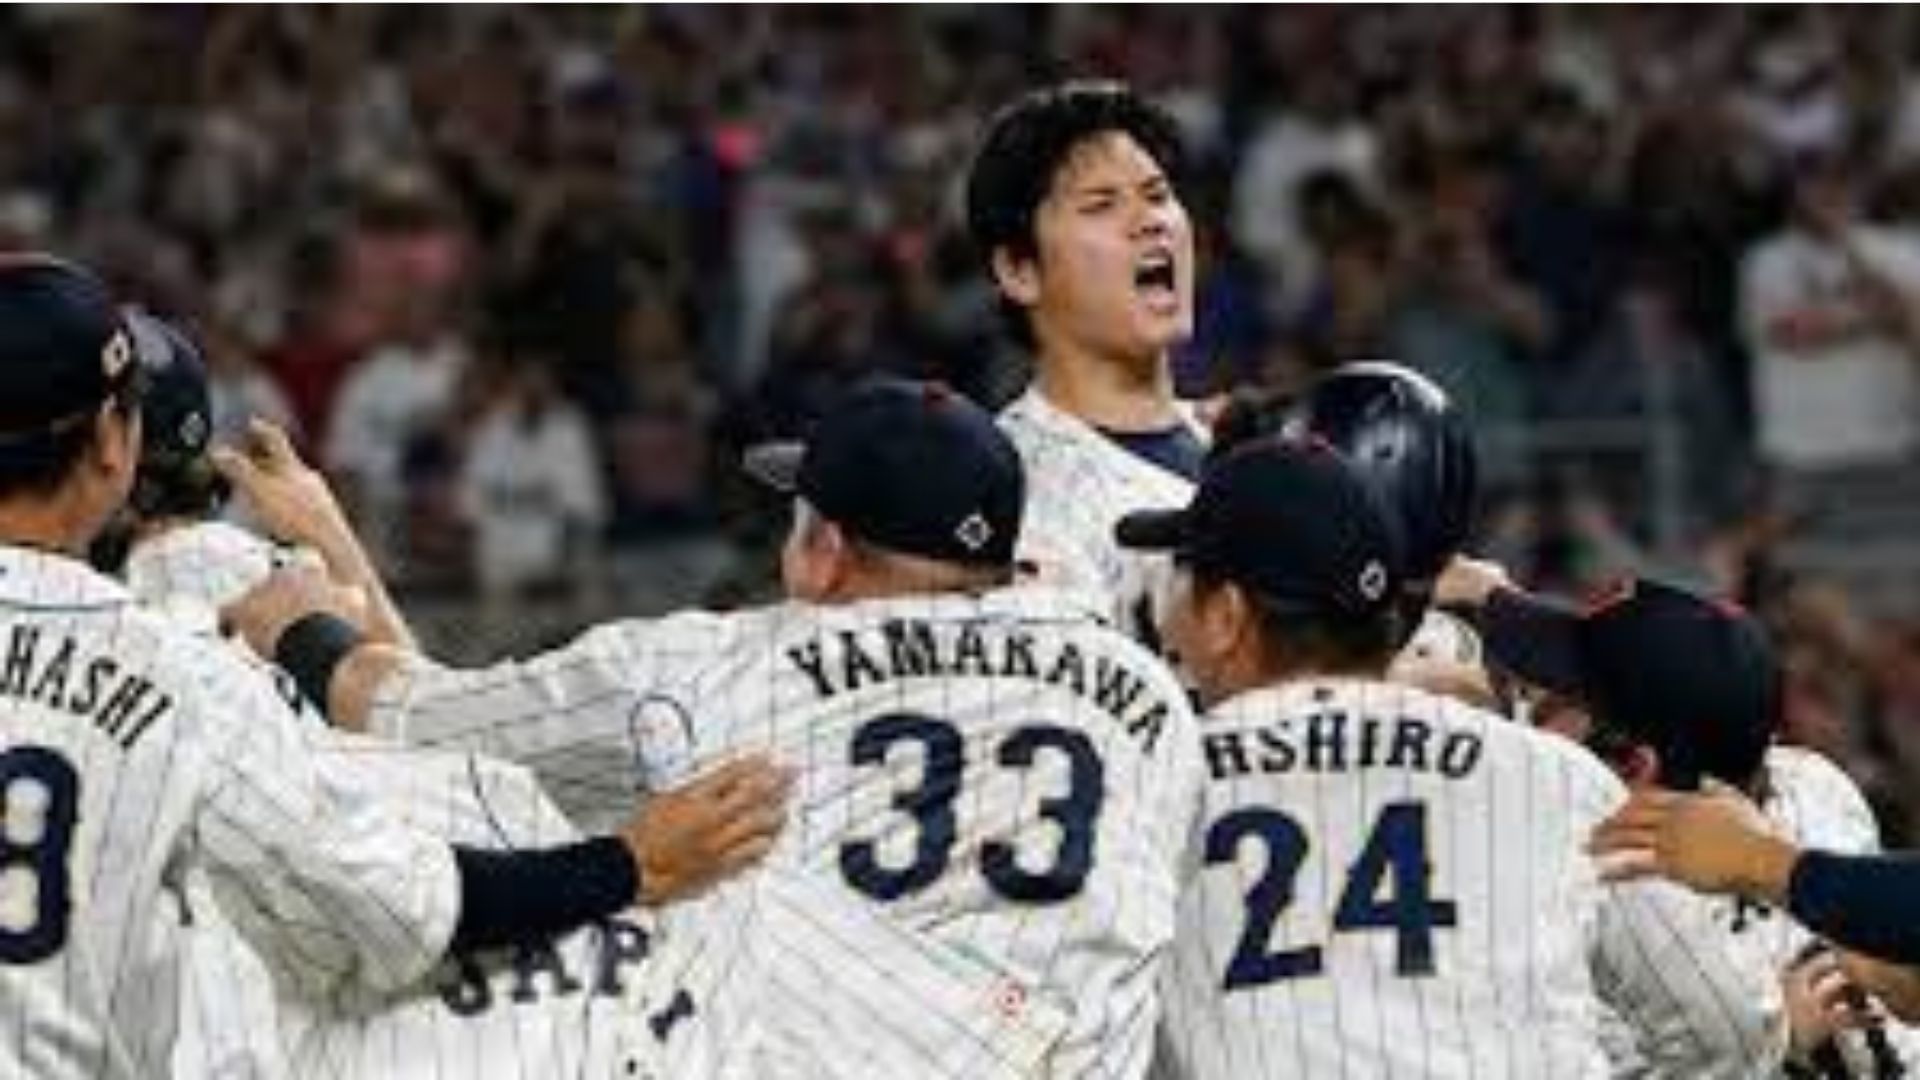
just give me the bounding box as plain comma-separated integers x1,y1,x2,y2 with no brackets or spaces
783,508,851,602
990,245,1041,306
1193,580,1250,661
1614,743,1663,789
91,397,140,482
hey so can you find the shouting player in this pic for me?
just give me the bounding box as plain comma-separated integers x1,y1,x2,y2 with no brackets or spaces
0,257,787,1079
1118,437,1782,1078
225,377,1205,1078
967,80,1204,640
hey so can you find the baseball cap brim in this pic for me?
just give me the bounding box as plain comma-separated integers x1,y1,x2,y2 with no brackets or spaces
742,441,805,493
1480,587,1587,697
1114,508,1193,552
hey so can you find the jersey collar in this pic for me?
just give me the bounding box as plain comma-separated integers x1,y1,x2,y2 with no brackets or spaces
0,541,134,611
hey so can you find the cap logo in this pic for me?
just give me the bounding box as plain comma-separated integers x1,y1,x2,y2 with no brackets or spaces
178,410,209,451
955,513,993,552
1358,560,1388,602
102,328,133,378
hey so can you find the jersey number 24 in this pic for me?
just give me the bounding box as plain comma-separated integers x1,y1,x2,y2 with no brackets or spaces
1208,801,1457,990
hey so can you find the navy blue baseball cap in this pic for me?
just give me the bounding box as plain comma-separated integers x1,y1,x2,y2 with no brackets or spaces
0,254,139,443
744,378,1025,567
124,310,214,468
1483,579,1781,787
1116,436,1400,622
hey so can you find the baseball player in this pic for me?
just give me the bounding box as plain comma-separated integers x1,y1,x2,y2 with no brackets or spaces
1117,437,1783,1079
1471,574,1920,1074
965,81,1205,640
1209,361,1491,693
225,377,1208,1078
107,311,805,1080
0,257,787,1080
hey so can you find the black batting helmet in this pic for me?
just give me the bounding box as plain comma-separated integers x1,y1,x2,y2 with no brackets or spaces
124,310,225,519
1278,361,1478,584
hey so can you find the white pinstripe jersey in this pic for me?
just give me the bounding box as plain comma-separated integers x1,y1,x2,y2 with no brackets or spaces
998,388,1199,640
997,389,1472,669
1682,746,1920,1077
119,520,675,1080
1155,678,1782,1080
370,586,1207,1079
120,520,297,1080
0,544,460,1080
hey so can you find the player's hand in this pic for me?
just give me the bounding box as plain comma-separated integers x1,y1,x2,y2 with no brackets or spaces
213,419,356,559
622,755,795,906
1432,555,1513,610
1839,950,1920,1024
1387,656,1500,711
1587,779,1801,902
222,563,369,659
1783,947,1872,1060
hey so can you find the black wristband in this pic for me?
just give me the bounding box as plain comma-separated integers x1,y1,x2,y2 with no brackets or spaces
273,612,366,719
450,836,640,953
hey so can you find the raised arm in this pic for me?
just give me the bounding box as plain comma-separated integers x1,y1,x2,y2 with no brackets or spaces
213,418,416,650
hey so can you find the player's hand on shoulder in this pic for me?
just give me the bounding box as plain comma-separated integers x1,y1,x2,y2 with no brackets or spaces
222,562,369,659
213,418,355,557
621,754,796,906
1588,779,1800,900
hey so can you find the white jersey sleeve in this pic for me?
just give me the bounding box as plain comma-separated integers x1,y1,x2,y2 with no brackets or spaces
367,609,735,829
186,646,463,1003
998,389,1199,640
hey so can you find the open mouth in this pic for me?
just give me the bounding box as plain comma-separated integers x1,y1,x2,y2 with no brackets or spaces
1133,251,1178,300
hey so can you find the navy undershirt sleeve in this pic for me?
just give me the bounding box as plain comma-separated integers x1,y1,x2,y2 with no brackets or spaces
450,836,639,952
1787,849,1920,965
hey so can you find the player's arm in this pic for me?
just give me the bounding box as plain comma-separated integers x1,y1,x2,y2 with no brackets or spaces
193,658,788,996
223,562,694,806
213,418,417,649
1593,784,1920,966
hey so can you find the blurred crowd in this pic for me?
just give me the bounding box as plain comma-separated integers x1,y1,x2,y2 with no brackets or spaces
1,6,1918,835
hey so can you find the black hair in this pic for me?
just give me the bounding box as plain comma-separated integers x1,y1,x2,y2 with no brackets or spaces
964,81,1187,349
0,420,98,499
0,371,141,500
1187,562,1399,675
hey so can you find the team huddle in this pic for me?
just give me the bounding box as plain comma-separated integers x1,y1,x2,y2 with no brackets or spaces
0,80,1908,1080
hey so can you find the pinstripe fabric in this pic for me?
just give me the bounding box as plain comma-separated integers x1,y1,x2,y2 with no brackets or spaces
998,389,1200,640
0,544,459,1080
1158,679,1618,1079
1700,748,1920,1074
372,586,1206,1078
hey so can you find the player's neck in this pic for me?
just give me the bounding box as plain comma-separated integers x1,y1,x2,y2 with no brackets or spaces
1032,340,1180,433
0,496,99,560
